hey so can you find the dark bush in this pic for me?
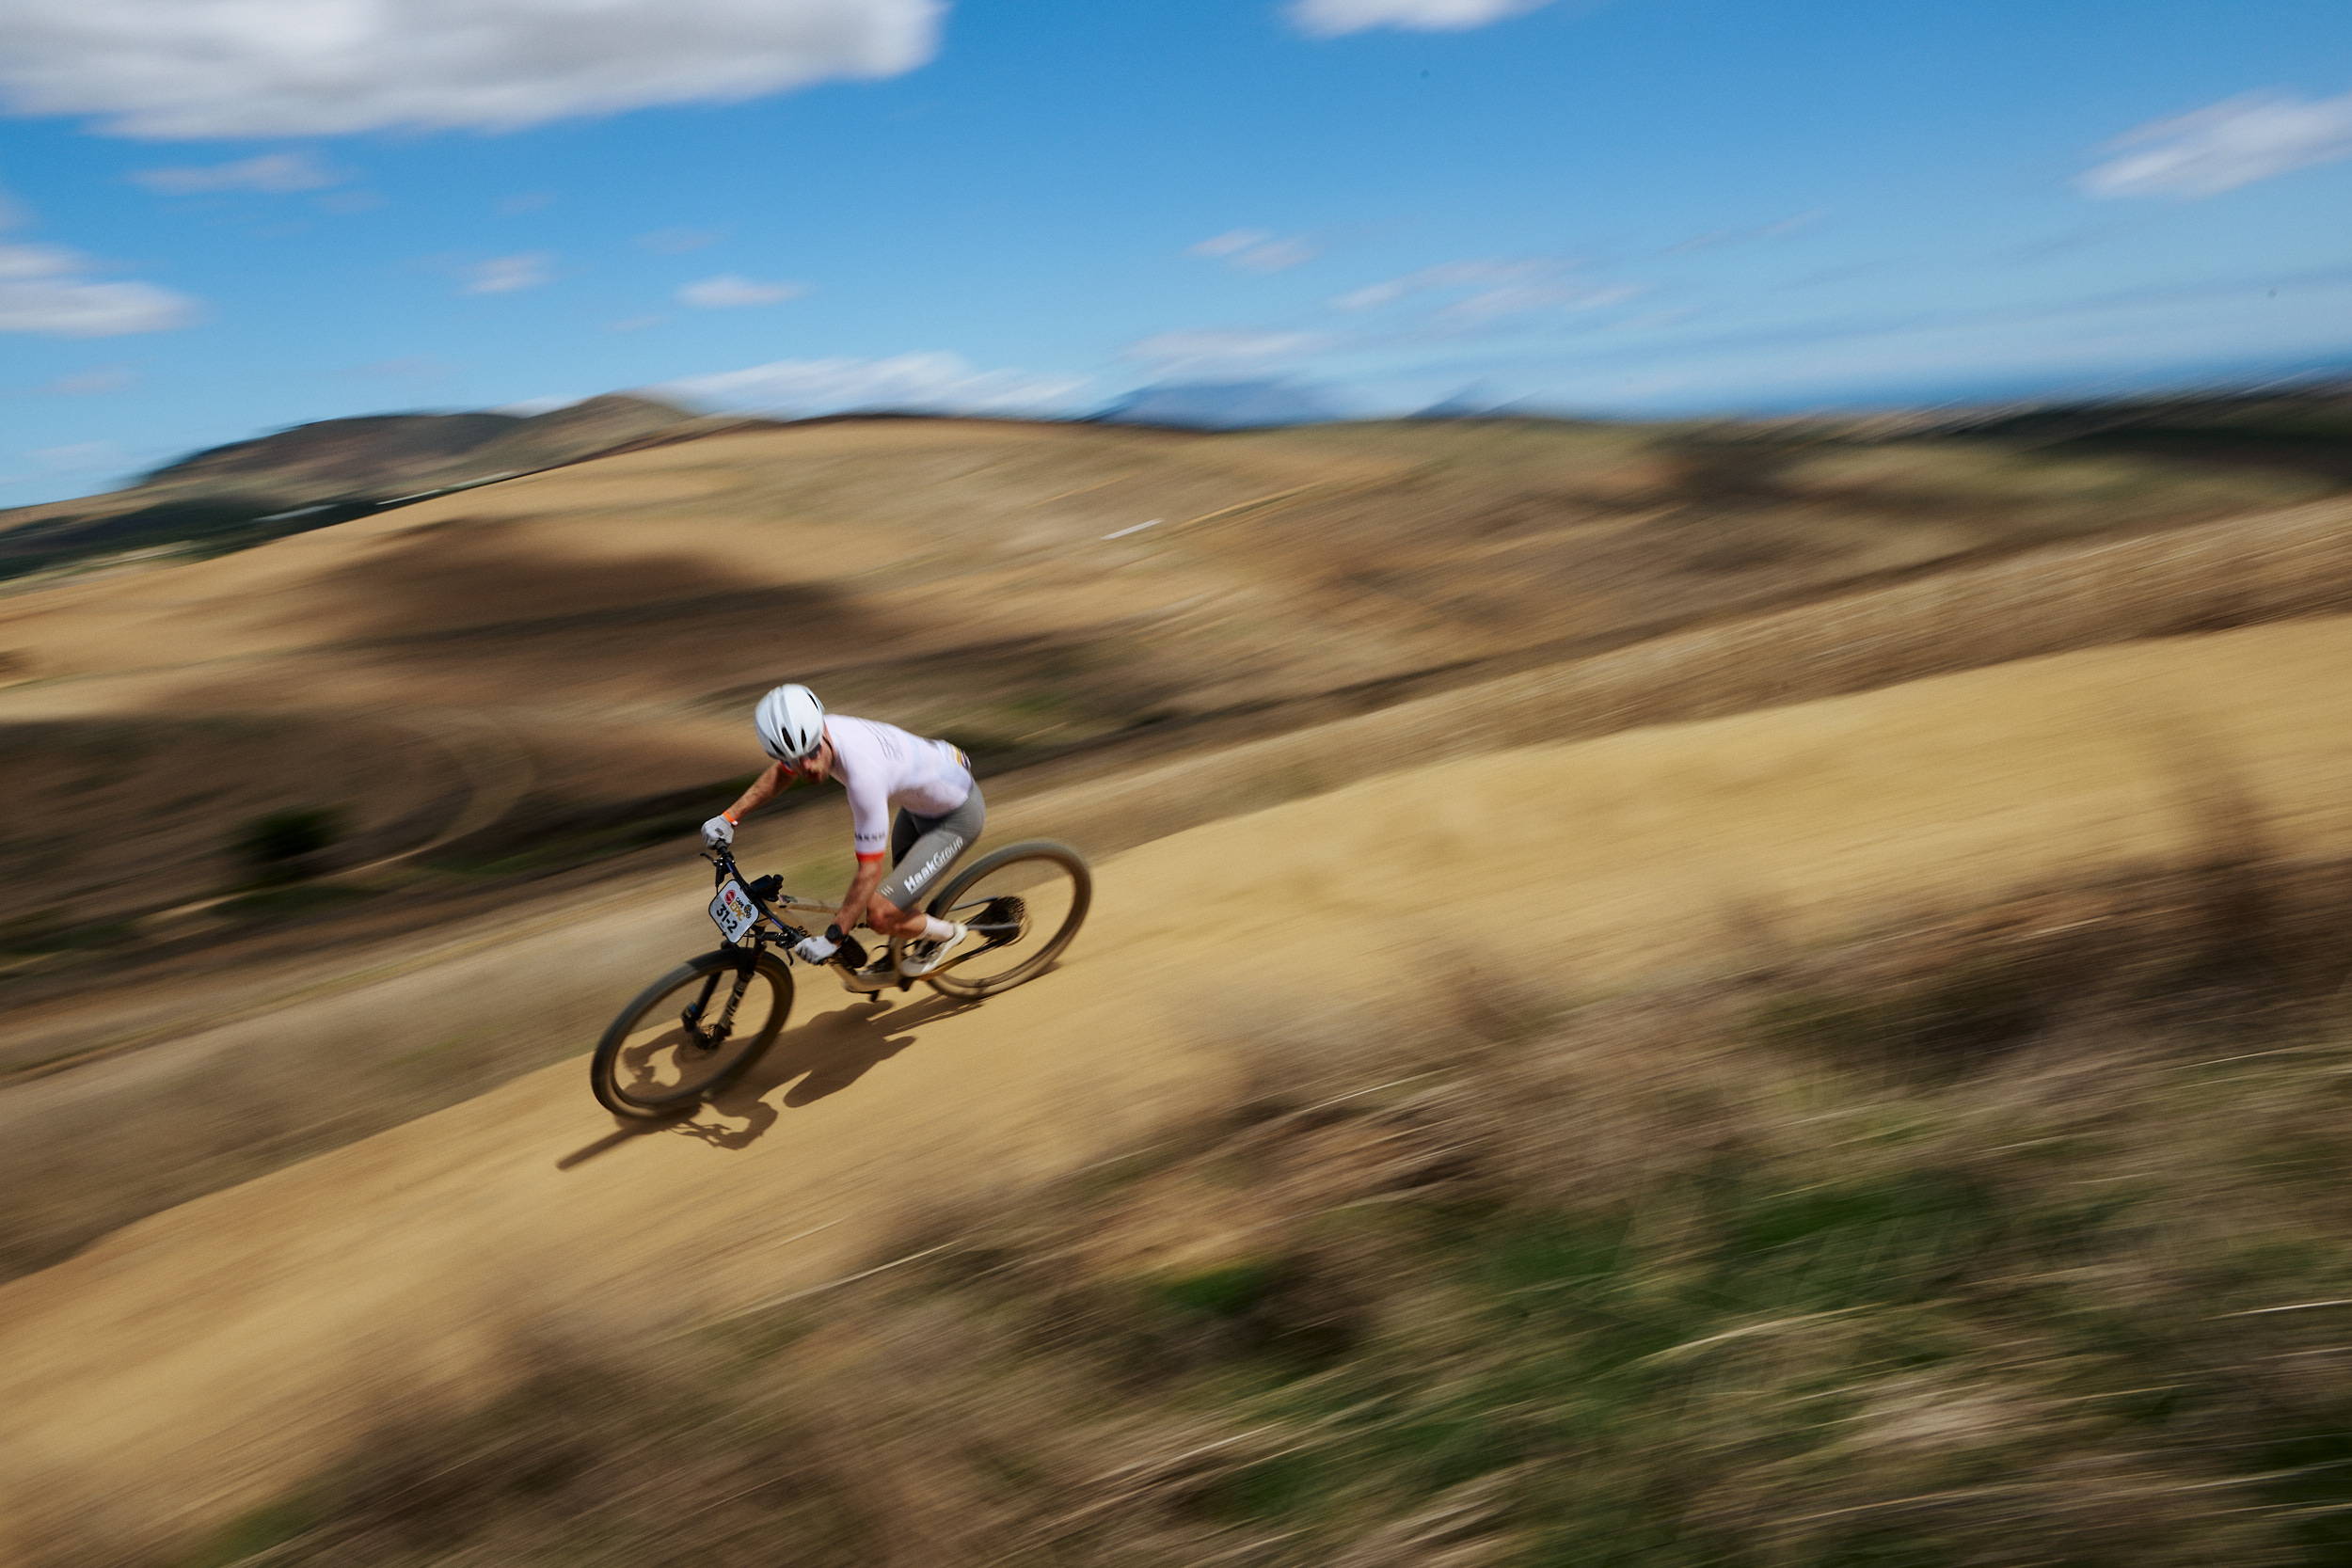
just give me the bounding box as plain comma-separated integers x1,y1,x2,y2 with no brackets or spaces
232,807,344,884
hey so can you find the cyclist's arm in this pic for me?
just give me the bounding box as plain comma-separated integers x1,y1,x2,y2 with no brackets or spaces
834,854,886,934
834,770,892,931
721,762,793,824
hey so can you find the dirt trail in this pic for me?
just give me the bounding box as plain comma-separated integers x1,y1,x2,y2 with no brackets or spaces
17,494,2352,1084
11,615,2352,1554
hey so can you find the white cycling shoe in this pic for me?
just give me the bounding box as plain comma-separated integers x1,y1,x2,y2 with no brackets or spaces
898,923,970,977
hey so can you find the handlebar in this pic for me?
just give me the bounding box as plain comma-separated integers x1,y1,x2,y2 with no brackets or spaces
705,843,798,940
704,842,867,968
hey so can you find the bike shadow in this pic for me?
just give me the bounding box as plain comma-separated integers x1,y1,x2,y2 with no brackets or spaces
558,990,981,1166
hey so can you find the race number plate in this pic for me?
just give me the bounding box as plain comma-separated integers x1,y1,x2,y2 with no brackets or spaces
708,879,762,943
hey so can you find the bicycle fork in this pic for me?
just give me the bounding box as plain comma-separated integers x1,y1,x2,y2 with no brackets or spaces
680,960,757,1047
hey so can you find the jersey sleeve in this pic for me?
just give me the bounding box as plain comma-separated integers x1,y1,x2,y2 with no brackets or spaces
846,770,890,861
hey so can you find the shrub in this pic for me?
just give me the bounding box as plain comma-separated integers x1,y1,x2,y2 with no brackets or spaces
231,807,344,885
46,856,2352,1566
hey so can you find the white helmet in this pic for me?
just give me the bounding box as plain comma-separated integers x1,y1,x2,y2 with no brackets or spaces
754,683,825,762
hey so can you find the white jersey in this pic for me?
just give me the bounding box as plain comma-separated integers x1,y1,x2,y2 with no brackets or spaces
825,715,975,862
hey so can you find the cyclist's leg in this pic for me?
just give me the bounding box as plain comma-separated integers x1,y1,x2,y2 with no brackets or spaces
867,785,985,937
845,811,930,968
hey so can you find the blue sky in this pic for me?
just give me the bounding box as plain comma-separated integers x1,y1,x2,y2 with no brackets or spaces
2,0,2349,507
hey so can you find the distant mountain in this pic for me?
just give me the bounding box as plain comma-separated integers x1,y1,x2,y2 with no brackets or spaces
143,411,528,499
442,394,705,483
0,393,699,581
139,393,695,502
1093,380,1345,430
1415,384,1513,420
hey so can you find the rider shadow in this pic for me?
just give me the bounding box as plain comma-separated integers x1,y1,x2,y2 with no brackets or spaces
655,990,981,1153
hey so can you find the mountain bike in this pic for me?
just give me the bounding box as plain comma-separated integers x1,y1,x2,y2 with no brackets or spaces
588,837,1091,1119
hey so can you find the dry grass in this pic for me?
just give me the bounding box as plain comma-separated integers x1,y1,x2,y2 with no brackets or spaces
0,900,704,1279
12,487,2352,1291
1,482,2328,1291
49,851,2352,1568
4,418,2337,968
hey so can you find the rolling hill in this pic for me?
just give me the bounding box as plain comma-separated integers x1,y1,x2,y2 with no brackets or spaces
5,399,2352,1559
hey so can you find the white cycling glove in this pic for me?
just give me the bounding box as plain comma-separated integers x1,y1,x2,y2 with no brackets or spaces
701,814,736,847
793,934,839,964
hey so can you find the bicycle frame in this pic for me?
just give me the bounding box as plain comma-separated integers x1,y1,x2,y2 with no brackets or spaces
594,838,1083,1117
704,841,1031,993
704,843,907,991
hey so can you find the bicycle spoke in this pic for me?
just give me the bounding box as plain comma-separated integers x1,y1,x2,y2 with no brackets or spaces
596,958,790,1114
923,844,1089,998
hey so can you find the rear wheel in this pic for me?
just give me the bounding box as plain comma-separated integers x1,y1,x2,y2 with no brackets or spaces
921,840,1091,1000
590,950,793,1119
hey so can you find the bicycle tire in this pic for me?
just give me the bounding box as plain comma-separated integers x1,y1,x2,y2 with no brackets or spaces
921,839,1091,1000
590,949,793,1119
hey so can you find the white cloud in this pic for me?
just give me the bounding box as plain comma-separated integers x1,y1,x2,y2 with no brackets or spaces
1190,230,1270,259
657,352,1088,416
1332,260,1537,309
1123,329,1338,371
1662,209,1824,255
0,241,200,335
0,0,944,138
1381,270,2352,416
2081,90,2352,198
129,150,344,195
1289,0,1556,39
1188,229,1319,273
462,253,552,294
1332,279,1410,311
1233,237,1319,273
1442,281,1645,323
1330,257,1645,323
676,274,806,308
40,366,138,394
607,313,669,333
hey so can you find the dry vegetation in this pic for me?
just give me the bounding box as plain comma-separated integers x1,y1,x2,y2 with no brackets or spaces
12,410,2352,1563
0,395,702,582
10,483,2352,1292
0,415,2334,960
49,846,2352,1568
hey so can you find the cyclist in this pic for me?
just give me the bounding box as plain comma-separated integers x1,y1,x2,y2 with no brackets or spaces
702,684,980,976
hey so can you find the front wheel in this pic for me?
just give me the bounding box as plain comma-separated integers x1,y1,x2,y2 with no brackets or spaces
921,840,1091,1000
590,949,793,1119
